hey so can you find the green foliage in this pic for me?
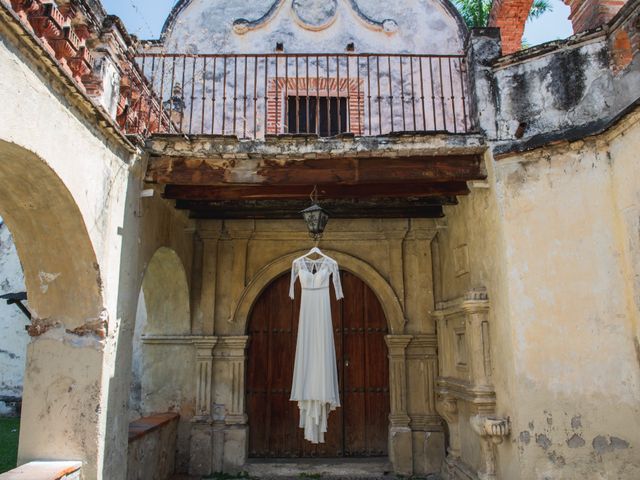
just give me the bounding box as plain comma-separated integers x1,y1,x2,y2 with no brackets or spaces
453,0,553,28
0,418,20,474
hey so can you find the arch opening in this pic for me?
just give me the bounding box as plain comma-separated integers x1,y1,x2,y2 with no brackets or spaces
246,269,390,458
0,139,106,476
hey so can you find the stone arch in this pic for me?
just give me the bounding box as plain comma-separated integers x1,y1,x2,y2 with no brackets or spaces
0,139,106,475
138,246,191,336
0,140,104,329
233,249,405,334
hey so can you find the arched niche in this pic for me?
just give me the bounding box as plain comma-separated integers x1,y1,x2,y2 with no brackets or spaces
130,245,195,468
138,246,191,336
233,249,405,335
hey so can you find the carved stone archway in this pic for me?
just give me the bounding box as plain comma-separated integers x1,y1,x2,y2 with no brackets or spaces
223,249,414,474
233,249,406,335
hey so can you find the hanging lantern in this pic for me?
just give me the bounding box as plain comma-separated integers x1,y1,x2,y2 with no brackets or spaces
301,203,330,240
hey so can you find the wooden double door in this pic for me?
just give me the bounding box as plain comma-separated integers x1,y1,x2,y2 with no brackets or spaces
247,270,390,457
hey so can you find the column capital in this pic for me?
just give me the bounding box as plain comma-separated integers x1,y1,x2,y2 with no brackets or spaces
197,220,224,240
385,334,413,352
214,335,249,358
462,287,490,315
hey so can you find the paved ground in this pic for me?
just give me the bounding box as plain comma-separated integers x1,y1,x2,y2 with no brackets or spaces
171,457,443,480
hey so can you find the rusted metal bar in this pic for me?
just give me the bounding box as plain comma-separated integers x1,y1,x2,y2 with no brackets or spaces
134,52,470,138
222,56,228,134
179,56,186,131
336,54,341,134
399,55,406,131
460,58,468,133
429,57,437,130
253,56,258,137
284,56,289,133
410,56,416,131
376,56,382,135
232,55,238,135
388,55,394,133
305,55,310,134
419,57,426,131
438,57,446,132
201,57,207,134
157,56,166,134
243,56,248,138
295,56,300,134
448,57,457,134
211,57,217,134
189,56,196,134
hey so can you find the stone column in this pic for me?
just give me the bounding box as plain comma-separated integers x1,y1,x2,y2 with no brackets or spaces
406,334,443,474
382,221,409,311
199,222,223,336
462,288,492,389
213,336,250,472
386,334,413,476
190,337,218,476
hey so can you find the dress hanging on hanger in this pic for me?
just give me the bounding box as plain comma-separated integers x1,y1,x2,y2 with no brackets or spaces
289,247,343,443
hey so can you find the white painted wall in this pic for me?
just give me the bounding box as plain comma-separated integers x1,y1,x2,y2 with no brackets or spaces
0,219,27,416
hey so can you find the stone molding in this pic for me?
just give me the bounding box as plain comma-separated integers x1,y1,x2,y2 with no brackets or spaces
433,288,507,480
232,249,406,334
470,415,510,480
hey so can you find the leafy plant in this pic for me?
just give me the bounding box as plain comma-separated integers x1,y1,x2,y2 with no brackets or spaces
453,0,552,28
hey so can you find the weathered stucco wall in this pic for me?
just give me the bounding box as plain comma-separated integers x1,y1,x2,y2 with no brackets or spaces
436,110,640,479
0,11,198,479
0,220,27,416
160,0,466,54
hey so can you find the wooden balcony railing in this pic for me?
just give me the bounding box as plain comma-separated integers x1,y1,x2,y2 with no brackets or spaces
134,53,472,138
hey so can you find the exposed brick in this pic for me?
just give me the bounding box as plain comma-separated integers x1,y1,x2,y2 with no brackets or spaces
489,0,534,54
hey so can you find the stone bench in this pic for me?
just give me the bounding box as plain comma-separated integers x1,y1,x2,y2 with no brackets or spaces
0,461,81,480
127,413,179,480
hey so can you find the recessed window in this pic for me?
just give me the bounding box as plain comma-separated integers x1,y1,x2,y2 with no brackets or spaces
286,96,348,136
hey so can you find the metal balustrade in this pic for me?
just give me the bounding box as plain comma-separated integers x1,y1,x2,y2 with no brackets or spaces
134,53,472,138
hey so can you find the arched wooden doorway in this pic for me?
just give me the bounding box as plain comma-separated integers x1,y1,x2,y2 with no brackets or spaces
247,270,389,458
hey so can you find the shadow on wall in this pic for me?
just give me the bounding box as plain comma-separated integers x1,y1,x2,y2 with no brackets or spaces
129,246,195,472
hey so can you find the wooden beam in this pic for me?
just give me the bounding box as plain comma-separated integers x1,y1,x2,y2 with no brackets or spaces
183,202,445,220
163,182,470,201
146,155,484,186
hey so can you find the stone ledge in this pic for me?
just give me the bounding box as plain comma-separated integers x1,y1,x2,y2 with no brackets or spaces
0,461,81,480
128,412,180,443
145,132,487,159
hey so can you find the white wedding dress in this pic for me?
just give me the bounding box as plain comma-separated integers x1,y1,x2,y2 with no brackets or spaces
289,254,343,443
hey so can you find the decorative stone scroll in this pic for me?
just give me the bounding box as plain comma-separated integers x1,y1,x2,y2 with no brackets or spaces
470,415,511,480
233,0,398,34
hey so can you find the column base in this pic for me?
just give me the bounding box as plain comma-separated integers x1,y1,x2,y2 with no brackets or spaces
389,426,413,476
189,421,213,476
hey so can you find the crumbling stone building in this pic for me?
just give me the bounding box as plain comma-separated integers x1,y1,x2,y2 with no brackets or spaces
0,0,638,478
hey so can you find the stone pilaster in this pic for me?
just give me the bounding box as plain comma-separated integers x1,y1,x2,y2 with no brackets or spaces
194,337,218,420
386,334,413,476
199,221,223,336
462,288,492,389
213,335,250,471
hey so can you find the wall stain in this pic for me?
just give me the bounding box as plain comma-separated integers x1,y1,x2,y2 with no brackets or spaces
567,433,586,448
592,435,630,454
536,433,552,450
